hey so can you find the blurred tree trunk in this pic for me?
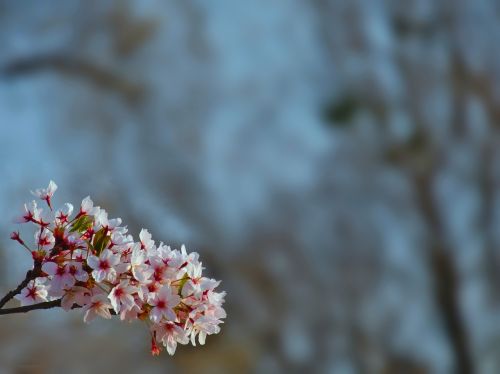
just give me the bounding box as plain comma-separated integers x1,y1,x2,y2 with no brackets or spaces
417,171,473,374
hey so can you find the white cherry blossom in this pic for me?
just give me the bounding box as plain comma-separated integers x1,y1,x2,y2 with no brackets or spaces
31,180,57,209
42,262,75,296
15,200,42,223
79,196,100,217
131,243,153,283
55,203,73,225
83,294,113,323
61,286,91,311
87,249,120,282
35,228,55,250
67,262,89,282
10,181,226,356
15,279,48,306
154,322,189,355
139,229,155,251
148,285,181,323
108,280,137,314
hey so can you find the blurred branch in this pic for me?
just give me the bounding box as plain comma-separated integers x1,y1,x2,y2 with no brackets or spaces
1,55,144,102
416,155,473,374
109,3,158,56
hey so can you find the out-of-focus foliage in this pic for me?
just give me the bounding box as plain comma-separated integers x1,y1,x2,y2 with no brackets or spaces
1,0,500,372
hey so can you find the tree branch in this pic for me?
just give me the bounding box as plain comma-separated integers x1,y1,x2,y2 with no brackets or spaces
0,299,118,316
1,55,144,103
0,299,62,315
0,263,119,317
0,264,41,309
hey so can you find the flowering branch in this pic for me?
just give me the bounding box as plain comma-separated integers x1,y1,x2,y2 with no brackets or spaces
0,264,42,309
0,181,226,356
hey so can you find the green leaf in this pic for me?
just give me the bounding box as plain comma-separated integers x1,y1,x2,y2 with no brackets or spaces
177,273,190,295
70,215,93,233
93,227,111,255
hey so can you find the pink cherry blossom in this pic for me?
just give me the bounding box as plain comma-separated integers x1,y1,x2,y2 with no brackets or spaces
78,196,99,217
55,203,73,225
131,243,153,283
31,180,57,209
154,322,189,355
67,262,89,282
35,228,55,250
42,262,75,296
108,280,137,314
187,315,222,346
182,277,220,299
15,200,42,223
15,279,48,306
87,249,120,283
83,294,113,323
8,181,226,356
61,286,91,311
148,285,181,323
139,229,155,251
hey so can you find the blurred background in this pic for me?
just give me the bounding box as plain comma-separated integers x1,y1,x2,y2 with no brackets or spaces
0,0,499,373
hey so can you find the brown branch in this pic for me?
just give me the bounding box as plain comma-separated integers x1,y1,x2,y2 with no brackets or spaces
0,264,41,309
0,299,117,316
0,299,62,315
1,55,144,103
0,264,119,317
416,165,473,374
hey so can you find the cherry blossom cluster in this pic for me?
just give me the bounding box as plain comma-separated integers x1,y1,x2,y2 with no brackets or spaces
9,181,226,356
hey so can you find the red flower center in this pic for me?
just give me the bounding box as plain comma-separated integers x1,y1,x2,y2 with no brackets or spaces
27,287,37,299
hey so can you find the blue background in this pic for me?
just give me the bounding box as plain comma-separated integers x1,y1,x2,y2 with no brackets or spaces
0,1,499,373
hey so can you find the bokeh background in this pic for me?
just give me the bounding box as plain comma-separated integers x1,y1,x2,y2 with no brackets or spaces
0,0,500,373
